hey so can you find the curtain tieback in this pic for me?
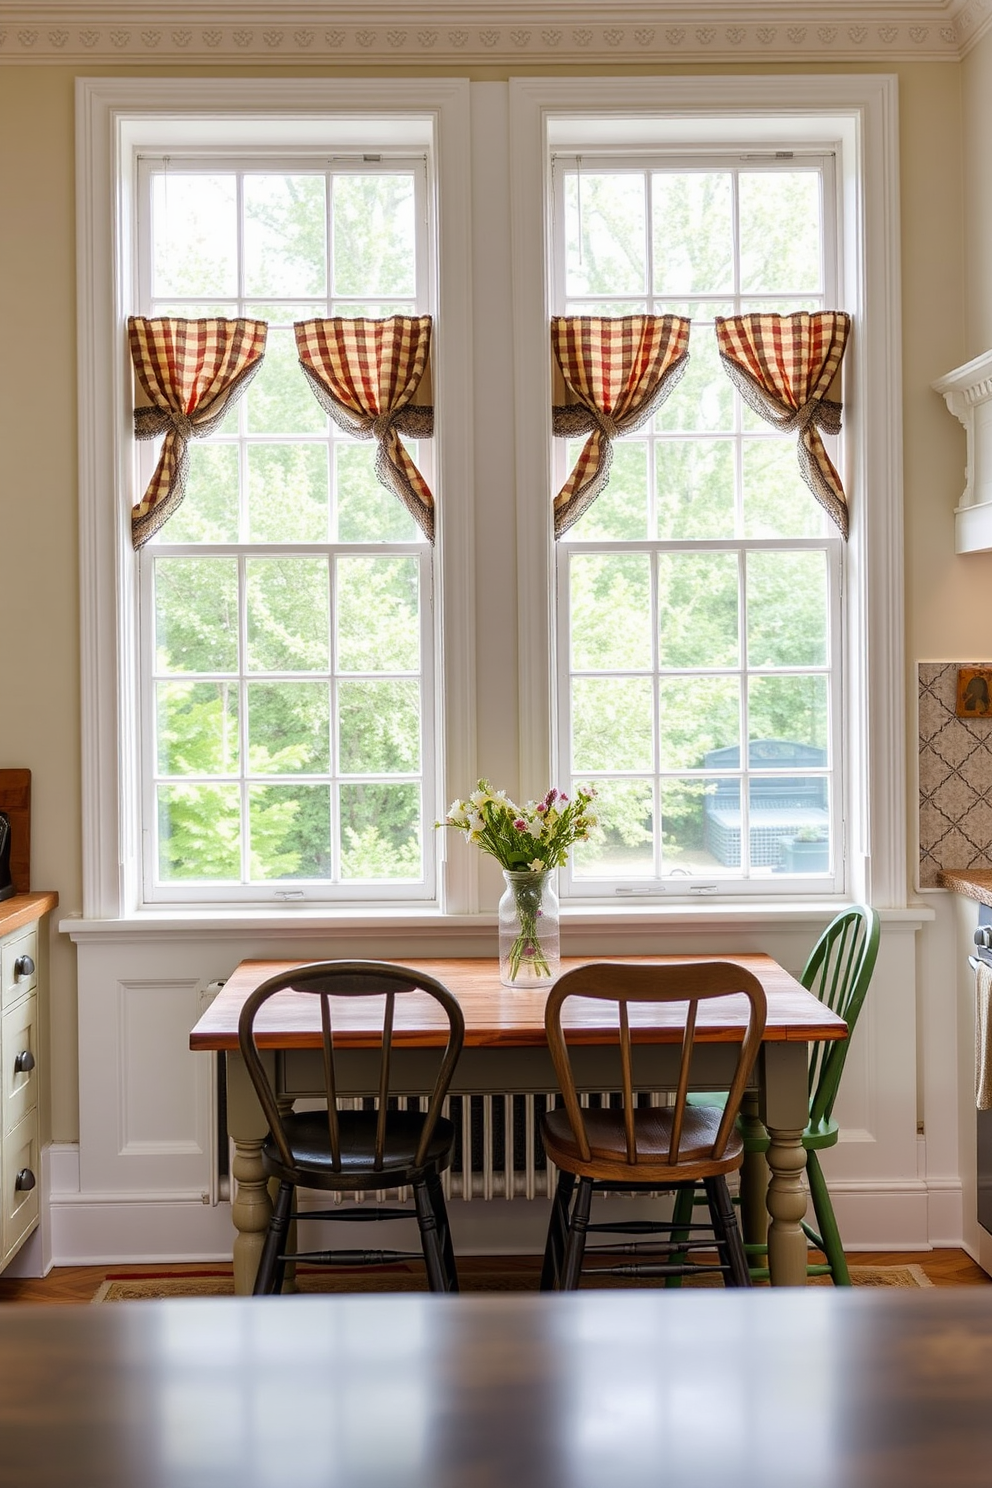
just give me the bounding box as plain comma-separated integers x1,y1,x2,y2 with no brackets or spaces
133,407,198,442
371,412,397,441
593,410,623,440
773,395,842,437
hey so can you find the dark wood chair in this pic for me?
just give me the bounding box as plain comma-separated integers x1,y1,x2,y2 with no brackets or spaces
237,960,464,1295
539,960,767,1290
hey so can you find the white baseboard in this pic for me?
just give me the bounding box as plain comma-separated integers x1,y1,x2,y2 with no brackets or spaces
43,1142,969,1263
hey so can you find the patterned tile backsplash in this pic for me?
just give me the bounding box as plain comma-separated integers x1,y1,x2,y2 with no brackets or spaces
919,662,992,885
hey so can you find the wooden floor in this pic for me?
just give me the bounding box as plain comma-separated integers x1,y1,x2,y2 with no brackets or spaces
0,1249,988,1304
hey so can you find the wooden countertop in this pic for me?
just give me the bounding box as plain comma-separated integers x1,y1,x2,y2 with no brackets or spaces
0,891,58,937
937,869,992,906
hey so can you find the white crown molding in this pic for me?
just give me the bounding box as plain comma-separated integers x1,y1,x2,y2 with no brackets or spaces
0,2,988,65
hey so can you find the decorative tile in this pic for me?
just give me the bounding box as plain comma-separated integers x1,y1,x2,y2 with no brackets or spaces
919,663,992,885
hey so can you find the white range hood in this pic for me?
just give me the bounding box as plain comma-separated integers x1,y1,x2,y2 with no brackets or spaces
933,351,992,553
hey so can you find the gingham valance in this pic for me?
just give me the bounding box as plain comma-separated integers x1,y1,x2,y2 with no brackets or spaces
551,315,690,537
128,317,267,548
715,311,852,539
295,316,435,542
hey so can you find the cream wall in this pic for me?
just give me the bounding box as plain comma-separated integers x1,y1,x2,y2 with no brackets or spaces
0,57,973,1149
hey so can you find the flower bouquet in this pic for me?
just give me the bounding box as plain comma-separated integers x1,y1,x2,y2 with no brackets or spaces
439,780,598,986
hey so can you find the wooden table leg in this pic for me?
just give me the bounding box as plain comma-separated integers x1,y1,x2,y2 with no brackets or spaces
759,1042,809,1286
737,1092,770,1249
225,1053,273,1296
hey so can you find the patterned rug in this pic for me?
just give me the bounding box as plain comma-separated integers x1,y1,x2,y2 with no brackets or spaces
92,1262,933,1301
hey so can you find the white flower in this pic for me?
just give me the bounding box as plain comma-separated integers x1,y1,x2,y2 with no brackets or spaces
527,819,544,838
528,858,545,871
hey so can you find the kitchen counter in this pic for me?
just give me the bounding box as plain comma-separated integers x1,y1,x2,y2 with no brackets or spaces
0,893,58,936
937,869,992,906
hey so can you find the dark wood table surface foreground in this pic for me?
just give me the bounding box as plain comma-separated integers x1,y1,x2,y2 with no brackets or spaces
1,1289,991,1487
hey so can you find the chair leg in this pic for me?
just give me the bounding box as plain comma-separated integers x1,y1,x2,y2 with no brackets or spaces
413,1175,450,1292
665,1184,697,1288
426,1168,459,1293
704,1175,751,1288
806,1150,851,1286
254,1180,294,1296
540,1170,576,1292
559,1176,593,1291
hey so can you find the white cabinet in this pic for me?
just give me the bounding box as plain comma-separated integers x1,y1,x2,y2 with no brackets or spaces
0,895,55,1272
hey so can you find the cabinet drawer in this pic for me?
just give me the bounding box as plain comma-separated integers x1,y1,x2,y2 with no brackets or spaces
2,1112,39,1264
1,926,38,1010
3,992,38,1135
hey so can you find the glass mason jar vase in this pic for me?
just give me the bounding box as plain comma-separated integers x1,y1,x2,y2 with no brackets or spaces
498,869,560,988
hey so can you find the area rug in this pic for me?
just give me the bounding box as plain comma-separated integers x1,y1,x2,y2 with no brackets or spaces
91,1262,933,1301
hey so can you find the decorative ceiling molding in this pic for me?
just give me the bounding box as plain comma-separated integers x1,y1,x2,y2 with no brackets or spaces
0,2,987,65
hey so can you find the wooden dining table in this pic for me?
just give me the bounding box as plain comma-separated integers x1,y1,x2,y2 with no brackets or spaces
190,954,847,1293
3,1289,991,1487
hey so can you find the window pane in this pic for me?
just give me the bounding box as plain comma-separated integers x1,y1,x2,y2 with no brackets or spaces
566,440,649,540
572,679,654,771
570,554,652,670
332,175,416,298
742,438,827,539
158,784,241,880
339,783,422,879
658,552,739,669
155,558,239,674
564,172,646,298
658,677,740,771
746,551,827,666
338,680,421,773
152,175,237,299
655,329,733,434
662,778,723,870
244,175,327,299
247,325,327,436
653,172,733,295
247,681,331,774
748,676,828,752
249,783,331,879
336,557,420,673
752,777,830,873
246,558,330,672
159,444,239,545
336,443,419,542
157,681,239,775
656,440,735,539
739,172,821,294
571,779,654,877
247,444,329,543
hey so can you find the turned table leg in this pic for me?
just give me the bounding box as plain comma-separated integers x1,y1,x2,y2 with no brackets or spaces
737,1091,770,1249
225,1053,273,1296
760,1042,810,1286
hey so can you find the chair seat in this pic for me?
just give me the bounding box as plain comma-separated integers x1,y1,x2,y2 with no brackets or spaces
542,1102,744,1179
262,1110,456,1189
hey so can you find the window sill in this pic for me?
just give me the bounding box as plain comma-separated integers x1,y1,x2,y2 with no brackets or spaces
59,898,932,944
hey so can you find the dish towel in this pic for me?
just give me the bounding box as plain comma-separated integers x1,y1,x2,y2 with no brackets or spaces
977,961,992,1110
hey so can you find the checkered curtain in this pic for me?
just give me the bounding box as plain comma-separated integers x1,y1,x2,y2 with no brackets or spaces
295,316,435,541
128,317,267,548
551,315,690,537
715,311,852,538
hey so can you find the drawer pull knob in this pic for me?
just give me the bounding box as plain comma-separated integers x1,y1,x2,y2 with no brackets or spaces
14,1050,35,1074
14,954,35,978
14,1169,36,1193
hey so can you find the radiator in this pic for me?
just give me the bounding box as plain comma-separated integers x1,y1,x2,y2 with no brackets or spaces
321,1090,671,1204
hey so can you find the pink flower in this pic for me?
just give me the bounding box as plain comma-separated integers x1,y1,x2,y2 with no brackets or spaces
536,803,546,814
514,819,527,831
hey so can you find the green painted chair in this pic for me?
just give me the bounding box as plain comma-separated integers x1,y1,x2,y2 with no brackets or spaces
671,904,880,1285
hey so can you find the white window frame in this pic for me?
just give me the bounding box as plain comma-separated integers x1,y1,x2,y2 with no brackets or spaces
508,75,906,912
549,149,845,899
134,152,437,906
76,78,475,920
